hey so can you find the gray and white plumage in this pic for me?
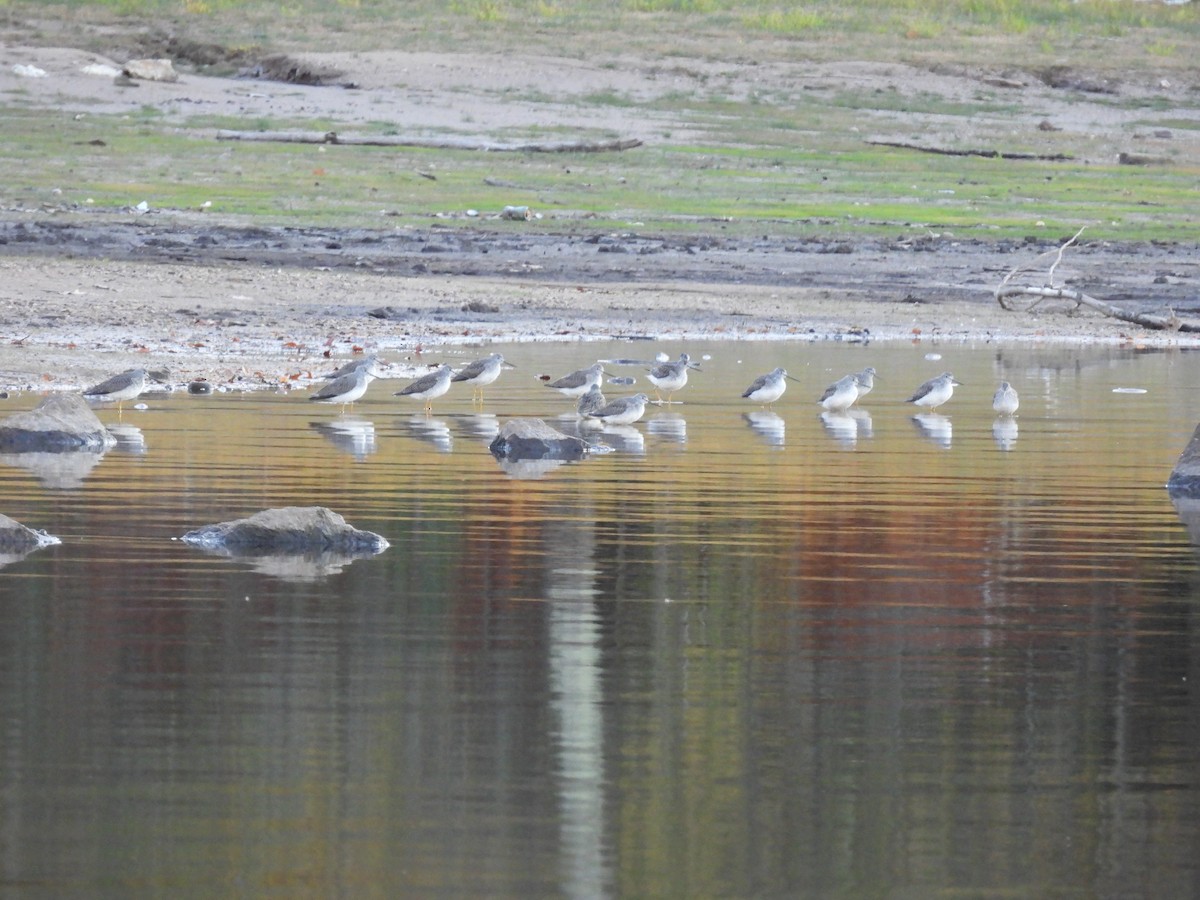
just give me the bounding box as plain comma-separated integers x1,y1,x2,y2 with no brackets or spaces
322,354,380,381
576,383,607,417
907,372,961,411
584,392,649,426
854,367,877,400
646,353,695,402
546,362,605,398
452,353,513,399
310,360,383,407
395,364,454,410
992,381,1019,416
83,368,148,406
742,367,796,406
818,374,860,412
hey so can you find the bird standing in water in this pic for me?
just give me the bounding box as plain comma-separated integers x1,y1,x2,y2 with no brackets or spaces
584,392,649,426
818,374,860,412
83,368,150,416
546,362,606,398
647,353,698,404
310,359,385,411
395,365,454,412
992,381,1019,416
742,367,798,406
907,372,961,411
452,353,515,403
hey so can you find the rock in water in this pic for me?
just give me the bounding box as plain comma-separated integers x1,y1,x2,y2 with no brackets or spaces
1167,423,1200,498
181,506,388,554
0,512,61,552
0,393,115,452
489,418,587,461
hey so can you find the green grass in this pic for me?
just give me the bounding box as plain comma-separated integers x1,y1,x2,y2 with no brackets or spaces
2,106,1194,242
1,0,1196,243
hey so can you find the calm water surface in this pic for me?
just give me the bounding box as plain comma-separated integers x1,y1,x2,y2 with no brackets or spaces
2,341,1199,898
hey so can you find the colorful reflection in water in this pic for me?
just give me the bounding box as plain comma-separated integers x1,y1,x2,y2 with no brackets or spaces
1,341,1199,897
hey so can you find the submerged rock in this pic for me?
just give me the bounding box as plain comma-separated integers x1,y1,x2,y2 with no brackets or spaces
181,506,389,554
0,393,115,453
489,418,587,462
0,512,61,567
1167,423,1200,498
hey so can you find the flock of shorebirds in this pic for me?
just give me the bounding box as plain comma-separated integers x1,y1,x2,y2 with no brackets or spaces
80,351,1022,424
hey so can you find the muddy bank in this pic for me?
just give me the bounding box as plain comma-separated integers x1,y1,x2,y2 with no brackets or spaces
1,214,1198,396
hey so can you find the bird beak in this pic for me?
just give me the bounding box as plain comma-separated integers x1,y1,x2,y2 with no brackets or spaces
785,373,802,383
504,361,517,369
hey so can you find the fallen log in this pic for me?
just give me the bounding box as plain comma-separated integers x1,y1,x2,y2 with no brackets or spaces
215,130,642,153
994,226,1200,332
866,139,1073,161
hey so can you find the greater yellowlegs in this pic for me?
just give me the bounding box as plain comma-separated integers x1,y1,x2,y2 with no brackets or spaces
742,367,799,406
992,381,1020,416
452,353,514,402
546,362,605,398
395,364,454,412
646,353,696,404
322,353,380,381
854,367,878,401
576,383,607,417
907,372,961,411
818,374,860,412
583,392,649,426
83,368,149,413
310,359,384,410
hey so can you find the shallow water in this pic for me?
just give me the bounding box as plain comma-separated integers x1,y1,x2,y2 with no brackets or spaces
2,340,1199,897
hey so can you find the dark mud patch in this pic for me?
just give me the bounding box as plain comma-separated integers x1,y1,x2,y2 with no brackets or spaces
1,217,1195,317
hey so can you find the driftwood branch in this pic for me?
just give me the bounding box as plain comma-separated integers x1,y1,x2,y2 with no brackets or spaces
215,130,642,153
994,226,1200,332
866,139,1073,162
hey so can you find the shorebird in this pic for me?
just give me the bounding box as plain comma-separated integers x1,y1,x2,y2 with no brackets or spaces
395,364,454,412
576,383,607,418
742,367,799,406
584,392,649,426
854,367,878,402
646,353,697,404
992,381,1020,416
83,368,149,414
907,372,961,411
818,374,860,412
451,352,514,402
545,362,605,398
322,354,380,381
309,359,384,411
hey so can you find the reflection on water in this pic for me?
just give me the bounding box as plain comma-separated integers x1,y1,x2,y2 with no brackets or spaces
1,340,1200,897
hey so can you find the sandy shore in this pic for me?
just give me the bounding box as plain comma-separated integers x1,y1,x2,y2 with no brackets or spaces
3,250,1197,396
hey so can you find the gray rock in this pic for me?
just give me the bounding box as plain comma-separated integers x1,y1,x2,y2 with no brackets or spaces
489,418,588,462
122,58,179,82
0,393,115,452
1167,423,1200,498
181,506,388,555
0,512,61,552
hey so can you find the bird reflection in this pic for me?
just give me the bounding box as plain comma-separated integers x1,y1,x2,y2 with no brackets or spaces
402,415,453,453
992,417,1018,451
589,424,645,455
744,411,785,446
646,413,686,444
107,423,147,455
456,412,500,443
912,412,953,448
311,418,377,460
820,409,872,447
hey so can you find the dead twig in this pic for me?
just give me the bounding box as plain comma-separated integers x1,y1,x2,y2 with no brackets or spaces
994,226,1200,332
866,139,1073,162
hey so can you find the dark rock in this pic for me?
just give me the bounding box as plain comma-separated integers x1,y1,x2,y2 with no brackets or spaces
181,506,388,554
0,393,115,452
0,512,60,553
188,380,213,394
489,418,588,462
1167,423,1200,498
